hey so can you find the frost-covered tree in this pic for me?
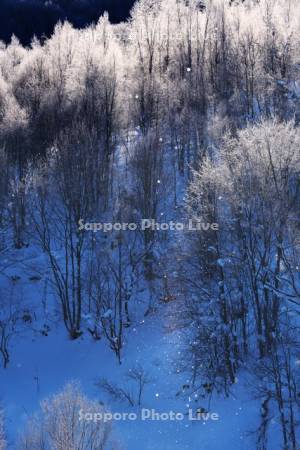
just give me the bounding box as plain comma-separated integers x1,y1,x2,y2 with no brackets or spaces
183,119,300,391
18,382,115,450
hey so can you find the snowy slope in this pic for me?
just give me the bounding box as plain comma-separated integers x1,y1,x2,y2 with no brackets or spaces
0,246,263,450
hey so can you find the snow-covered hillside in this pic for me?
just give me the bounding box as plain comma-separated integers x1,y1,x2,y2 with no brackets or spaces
0,1,300,449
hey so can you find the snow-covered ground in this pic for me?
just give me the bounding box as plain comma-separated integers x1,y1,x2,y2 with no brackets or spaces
0,244,268,450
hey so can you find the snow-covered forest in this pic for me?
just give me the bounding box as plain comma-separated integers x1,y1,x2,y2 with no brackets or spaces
0,0,300,448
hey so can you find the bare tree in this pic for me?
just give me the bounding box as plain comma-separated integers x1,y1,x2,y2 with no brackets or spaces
31,128,99,339
97,364,153,406
0,292,21,368
0,409,6,450
90,228,147,363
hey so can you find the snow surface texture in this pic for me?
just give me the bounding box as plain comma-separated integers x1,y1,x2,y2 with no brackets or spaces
0,245,275,450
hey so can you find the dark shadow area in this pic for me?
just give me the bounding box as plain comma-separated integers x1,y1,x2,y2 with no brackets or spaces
0,0,136,45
